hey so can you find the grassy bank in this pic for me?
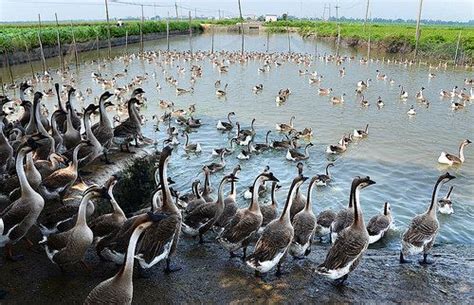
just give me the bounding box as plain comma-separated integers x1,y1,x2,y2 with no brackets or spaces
0,20,202,52
265,20,474,62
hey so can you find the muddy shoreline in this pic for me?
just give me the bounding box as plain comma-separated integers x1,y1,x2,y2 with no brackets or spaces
0,149,473,304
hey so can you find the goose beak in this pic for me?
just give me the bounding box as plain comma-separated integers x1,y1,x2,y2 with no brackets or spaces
444,172,456,181
367,178,376,186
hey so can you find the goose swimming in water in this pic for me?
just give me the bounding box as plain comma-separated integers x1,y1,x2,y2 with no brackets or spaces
331,94,345,104
276,116,295,133
217,172,279,259
367,202,393,244
216,84,228,97
353,124,369,138
246,175,308,276
181,132,202,153
316,176,376,285
216,112,235,131
438,139,471,166
286,143,313,161
400,173,455,265
399,86,408,99
318,87,333,95
254,130,272,153
315,163,334,186
326,136,348,154
289,176,319,258
438,186,454,215
252,84,263,92
407,105,416,116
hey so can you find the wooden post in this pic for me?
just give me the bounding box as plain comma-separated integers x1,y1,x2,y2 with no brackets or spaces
37,14,47,73
363,0,370,31
175,2,179,20
55,13,64,72
414,0,423,59
336,25,341,56
367,32,371,61
238,0,244,55
454,31,461,65
211,25,215,53
188,11,193,53
96,34,100,60
23,40,35,79
125,30,128,55
140,4,144,53
3,50,14,84
166,13,170,51
287,24,291,53
70,21,79,67
266,30,269,52
104,0,112,58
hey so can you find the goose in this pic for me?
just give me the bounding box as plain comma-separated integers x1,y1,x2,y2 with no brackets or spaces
289,176,319,258
360,95,370,107
0,122,13,174
201,166,214,202
438,186,454,215
254,130,272,153
399,86,408,99
316,176,376,285
206,150,226,173
376,70,387,80
326,136,347,154
400,173,455,264
214,165,242,230
40,141,90,203
50,112,64,153
286,143,313,161
415,87,425,100
439,87,455,98
91,91,115,164
176,87,193,95
75,104,104,168
276,116,295,133
185,180,207,214
428,73,436,78
271,135,294,150
252,84,263,92
214,80,221,88
296,127,313,140
353,124,369,138
331,94,345,104
84,217,165,305
40,185,110,270
377,96,384,108
217,172,279,259
290,162,307,220
113,97,144,152
51,83,67,133
357,79,371,88
407,105,416,116
134,146,183,272
243,166,271,200
236,119,256,142
315,208,337,240
318,87,332,95
315,163,334,186
182,174,238,243
0,137,45,260
216,84,228,97
451,100,465,110
89,175,127,243
367,202,393,244
247,176,309,277
33,152,66,179
212,138,237,156
260,182,281,228
62,94,82,150
330,175,358,243
216,112,235,131
182,132,202,153
438,139,471,165
25,92,50,136
237,141,253,160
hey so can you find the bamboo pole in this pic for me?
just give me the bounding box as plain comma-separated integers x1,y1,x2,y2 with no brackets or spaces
55,13,64,72
211,25,215,53
37,14,47,73
3,50,14,84
367,32,371,61
363,0,370,31
140,4,144,53
175,2,179,20
23,40,35,79
336,25,341,56
104,0,112,58
125,30,129,55
166,13,170,52
454,31,461,65
96,34,100,60
188,11,193,53
70,21,79,67
238,0,244,55
266,30,269,52
414,0,423,59
287,24,291,53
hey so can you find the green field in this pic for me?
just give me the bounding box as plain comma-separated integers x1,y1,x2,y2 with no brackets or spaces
0,20,202,52
265,20,474,61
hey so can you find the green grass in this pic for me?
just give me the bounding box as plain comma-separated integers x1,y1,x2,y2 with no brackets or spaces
265,20,474,61
0,20,202,52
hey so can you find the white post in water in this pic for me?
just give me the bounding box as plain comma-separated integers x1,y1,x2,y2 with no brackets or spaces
37,14,47,73
414,0,423,59
104,0,112,58
238,0,244,55
454,31,461,65
189,10,193,53
166,13,170,51
211,25,215,53
363,0,370,31
55,13,64,72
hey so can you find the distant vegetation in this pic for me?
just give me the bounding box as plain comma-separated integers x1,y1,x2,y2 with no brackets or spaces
265,20,474,62
0,20,202,52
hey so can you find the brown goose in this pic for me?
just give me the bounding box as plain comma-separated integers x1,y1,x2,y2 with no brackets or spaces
113,97,143,152
217,172,279,259
206,150,226,173
214,165,242,230
260,182,281,228
438,186,454,215
62,91,82,150
0,138,45,260
330,179,357,243
367,202,393,244
438,139,471,166
182,174,238,243
40,185,109,270
315,163,334,186
89,175,127,243
91,91,115,164
286,142,313,161
289,176,319,258
201,166,215,202
316,176,376,286
25,92,50,136
246,175,308,276
77,104,104,168
40,141,90,203
52,83,67,133
400,173,455,265
184,180,206,213
315,208,337,240
290,162,306,220
34,153,66,179
29,92,54,160
216,111,236,131
0,122,13,175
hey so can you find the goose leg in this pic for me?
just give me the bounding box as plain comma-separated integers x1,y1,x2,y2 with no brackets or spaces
242,247,247,261
102,149,114,165
333,274,348,286
399,251,411,264
164,258,181,273
305,239,313,256
229,251,241,258
419,253,434,265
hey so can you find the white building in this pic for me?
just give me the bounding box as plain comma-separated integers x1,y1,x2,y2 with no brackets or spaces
265,14,278,22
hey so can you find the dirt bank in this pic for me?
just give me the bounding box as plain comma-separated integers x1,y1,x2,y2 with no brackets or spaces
0,149,473,304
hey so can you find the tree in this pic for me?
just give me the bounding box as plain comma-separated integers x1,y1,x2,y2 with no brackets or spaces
281,13,288,21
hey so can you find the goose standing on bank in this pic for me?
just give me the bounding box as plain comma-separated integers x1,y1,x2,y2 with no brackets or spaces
438,139,471,166
400,173,455,264
260,182,281,228
438,186,454,215
290,162,307,220
215,165,241,231
316,176,376,285
289,176,319,258
40,185,110,270
182,174,238,243
247,175,308,276
217,172,279,259
91,91,115,164
367,202,393,244
0,137,45,260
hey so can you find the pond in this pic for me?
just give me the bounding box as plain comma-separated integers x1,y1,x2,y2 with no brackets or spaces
1,32,473,251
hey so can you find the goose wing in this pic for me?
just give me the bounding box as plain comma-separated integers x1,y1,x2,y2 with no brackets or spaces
317,210,336,227
319,229,368,270
248,223,292,263
40,204,79,227
402,214,438,247
89,213,126,238
0,201,29,235
292,213,316,245
136,213,180,263
221,210,261,243
84,279,131,305
367,215,390,236
46,229,73,251
97,215,144,256
331,208,354,234
184,203,217,228
42,169,76,191
444,153,461,163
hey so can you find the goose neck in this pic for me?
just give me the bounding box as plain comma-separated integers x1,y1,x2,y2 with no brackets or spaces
16,148,35,197
77,192,95,226
121,222,150,280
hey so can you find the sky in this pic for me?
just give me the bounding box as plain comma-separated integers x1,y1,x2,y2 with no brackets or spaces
0,0,473,22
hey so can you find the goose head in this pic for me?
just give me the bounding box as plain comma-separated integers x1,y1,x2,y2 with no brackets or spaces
383,202,391,216
296,162,304,175
260,171,279,183
83,184,111,200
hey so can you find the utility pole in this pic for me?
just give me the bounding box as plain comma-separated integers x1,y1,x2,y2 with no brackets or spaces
189,11,193,53
414,0,423,58
194,8,197,19
104,0,112,58
238,0,244,55
335,4,339,24
364,0,370,31
140,4,144,53
175,2,179,20
166,12,170,51
454,31,461,65
218,9,221,20
54,13,64,72
37,14,47,73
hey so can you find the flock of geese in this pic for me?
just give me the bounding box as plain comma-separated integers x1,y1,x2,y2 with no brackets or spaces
0,49,472,304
